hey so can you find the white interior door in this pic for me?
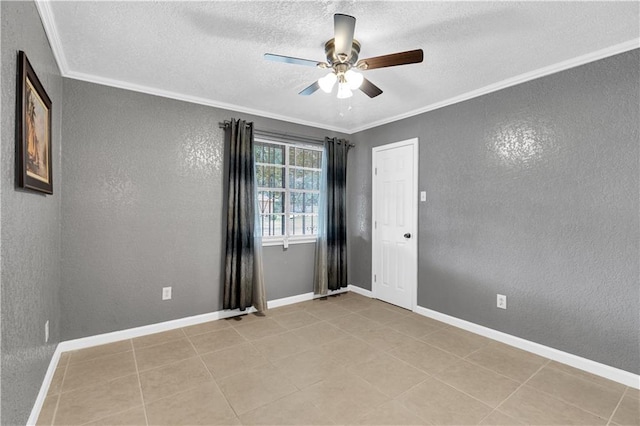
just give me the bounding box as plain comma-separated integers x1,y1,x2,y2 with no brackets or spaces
372,138,418,310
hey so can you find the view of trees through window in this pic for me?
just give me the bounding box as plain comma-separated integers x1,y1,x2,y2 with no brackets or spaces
255,140,322,240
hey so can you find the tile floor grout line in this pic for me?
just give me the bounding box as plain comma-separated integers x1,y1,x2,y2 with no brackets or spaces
248,298,621,424
545,361,629,391
386,375,434,425
190,323,249,339
234,377,303,417
141,375,228,412
56,361,143,391
180,322,233,338
365,369,431,403
388,371,434,401
257,338,343,415
457,352,537,384
52,293,629,425
135,337,232,416
46,354,70,426
226,373,300,421
192,326,298,423
384,331,469,364
461,346,549,383
523,371,626,422
231,316,316,341
467,360,551,424
415,336,483,360
130,338,150,426
45,393,62,426
65,346,133,368
480,358,552,424
382,345,434,374
193,342,251,358
606,387,628,426
328,313,379,331
65,344,145,426
58,353,199,396
130,328,191,351
254,346,310,367
475,408,504,426
393,324,444,341
463,341,492,360
137,351,203,374
190,334,243,424
430,374,498,412
76,405,146,426
287,369,377,425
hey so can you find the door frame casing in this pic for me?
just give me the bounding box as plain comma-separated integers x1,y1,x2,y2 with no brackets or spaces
371,137,419,311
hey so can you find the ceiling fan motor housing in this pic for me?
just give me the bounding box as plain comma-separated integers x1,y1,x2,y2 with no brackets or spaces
324,38,361,68
264,13,422,99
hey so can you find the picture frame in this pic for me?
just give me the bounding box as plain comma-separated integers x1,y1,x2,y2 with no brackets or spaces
17,50,53,194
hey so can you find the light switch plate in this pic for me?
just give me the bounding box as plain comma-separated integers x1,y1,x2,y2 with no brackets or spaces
162,286,172,300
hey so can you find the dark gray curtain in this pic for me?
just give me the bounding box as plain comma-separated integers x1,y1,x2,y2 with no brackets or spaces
223,118,266,311
314,137,349,294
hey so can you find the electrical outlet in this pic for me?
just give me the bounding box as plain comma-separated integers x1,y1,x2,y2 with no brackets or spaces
45,320,49,343
162,286,172,301
497,294,507,309
420,191,426,202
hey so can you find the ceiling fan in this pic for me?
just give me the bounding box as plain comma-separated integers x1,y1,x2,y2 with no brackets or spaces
264,14,423,99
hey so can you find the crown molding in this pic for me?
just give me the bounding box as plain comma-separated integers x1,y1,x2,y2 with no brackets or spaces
35,0,639,135
349,38,640,134
35,0,69,74
63,70,350,134
33,0,350,134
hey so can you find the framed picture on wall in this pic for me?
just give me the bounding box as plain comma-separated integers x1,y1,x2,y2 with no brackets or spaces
17,50,53,194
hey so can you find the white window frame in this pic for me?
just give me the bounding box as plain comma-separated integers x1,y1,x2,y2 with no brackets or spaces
255,137,323,247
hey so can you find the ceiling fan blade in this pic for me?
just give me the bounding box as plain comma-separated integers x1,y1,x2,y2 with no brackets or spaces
264,53,323,68
334,14,356,60
357,49,424,70
299,81,320,96
360,77,383,98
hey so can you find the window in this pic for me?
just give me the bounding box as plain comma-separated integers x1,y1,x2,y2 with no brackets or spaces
255,138,323,244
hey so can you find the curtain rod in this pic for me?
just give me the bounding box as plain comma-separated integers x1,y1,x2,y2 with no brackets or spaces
218,120,354,148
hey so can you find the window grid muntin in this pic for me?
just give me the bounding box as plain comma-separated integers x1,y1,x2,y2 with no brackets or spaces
255,138,322,241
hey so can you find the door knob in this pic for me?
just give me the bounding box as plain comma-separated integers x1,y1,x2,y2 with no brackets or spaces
404,233,411,238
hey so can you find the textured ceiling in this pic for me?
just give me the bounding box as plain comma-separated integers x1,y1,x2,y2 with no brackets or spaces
39,1,639,133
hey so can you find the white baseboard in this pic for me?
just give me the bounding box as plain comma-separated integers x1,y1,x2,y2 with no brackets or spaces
347,284,373,298
413,306,640,389
29,289,638,424
267,292,314,309
59,288,352,353
58,308,254,353
27,306,256,425
28,288,350,424
267,287,349,309
26,350,62,425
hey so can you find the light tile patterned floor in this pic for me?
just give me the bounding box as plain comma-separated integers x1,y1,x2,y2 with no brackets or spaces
38,292,639,425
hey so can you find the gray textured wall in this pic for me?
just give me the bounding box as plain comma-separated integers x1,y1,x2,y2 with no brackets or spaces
61,78,345,340
1,2,63,424
263,244,316,301
349,49,639,374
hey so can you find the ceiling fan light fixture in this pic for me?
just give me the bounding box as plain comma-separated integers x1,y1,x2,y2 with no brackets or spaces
345,69,363,90
265,14,423,100
337,82,353,99
318,72,337,93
